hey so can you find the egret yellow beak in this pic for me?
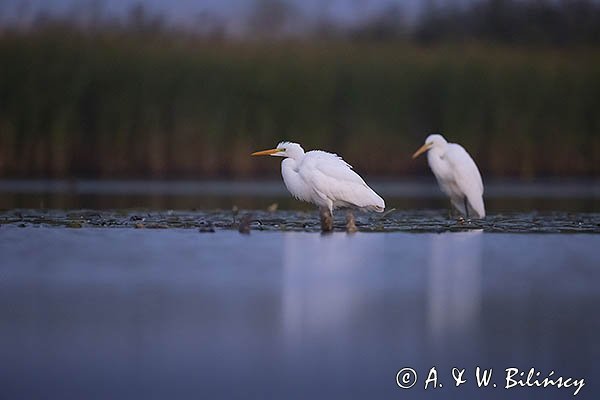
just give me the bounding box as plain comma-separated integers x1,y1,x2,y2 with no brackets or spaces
412,143,433,159
251,148,282,156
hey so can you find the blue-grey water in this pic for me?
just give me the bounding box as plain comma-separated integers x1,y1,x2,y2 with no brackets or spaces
1,179,598,211
0,227,598,399
0,179,598,398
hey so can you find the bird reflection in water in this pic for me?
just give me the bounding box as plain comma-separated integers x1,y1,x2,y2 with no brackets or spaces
281,234,375,341
427,231,483,352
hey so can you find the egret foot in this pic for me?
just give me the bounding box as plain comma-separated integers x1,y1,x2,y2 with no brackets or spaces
346,211,357,233
320,208,333,232
238,213,253,234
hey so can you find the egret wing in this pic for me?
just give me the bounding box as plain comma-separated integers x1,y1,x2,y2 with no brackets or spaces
445,143,485,217
299,151,384,211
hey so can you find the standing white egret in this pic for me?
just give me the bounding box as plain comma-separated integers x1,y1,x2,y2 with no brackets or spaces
412,134,485,219
252,142,385,232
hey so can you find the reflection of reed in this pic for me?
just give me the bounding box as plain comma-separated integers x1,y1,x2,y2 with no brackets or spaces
427,231,483,344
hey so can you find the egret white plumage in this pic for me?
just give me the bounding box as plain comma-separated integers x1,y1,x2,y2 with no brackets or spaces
252,142,385,232
412,134,485,219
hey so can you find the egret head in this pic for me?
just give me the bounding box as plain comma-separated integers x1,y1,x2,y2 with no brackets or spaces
251,142,305,160
412,134,447,159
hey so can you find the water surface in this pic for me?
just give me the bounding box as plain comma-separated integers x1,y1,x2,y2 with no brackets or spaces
1,179,598,212
2,208,599,233
0,228,598,399
1,178,598,398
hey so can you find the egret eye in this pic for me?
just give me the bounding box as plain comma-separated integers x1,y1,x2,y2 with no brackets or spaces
250,140,386,232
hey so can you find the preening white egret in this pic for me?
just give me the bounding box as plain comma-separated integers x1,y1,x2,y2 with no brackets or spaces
252,142,385,232
412,134,485,219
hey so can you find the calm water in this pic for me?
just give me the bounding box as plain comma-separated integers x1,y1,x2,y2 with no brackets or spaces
0,228,598,399
0,179,598,398
1,179,598,211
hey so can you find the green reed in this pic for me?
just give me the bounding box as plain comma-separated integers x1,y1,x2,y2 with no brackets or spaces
0,30,598,178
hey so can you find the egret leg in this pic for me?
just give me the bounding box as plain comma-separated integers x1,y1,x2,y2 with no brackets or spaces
464,197,470,219
448,199,459,219
345,210,357,233
319,207,333,232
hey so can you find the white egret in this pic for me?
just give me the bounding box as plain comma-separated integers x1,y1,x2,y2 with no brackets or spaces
412,134,485,219
252,142,385,232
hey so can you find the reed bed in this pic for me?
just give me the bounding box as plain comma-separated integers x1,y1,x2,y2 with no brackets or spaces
0,30,598,178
